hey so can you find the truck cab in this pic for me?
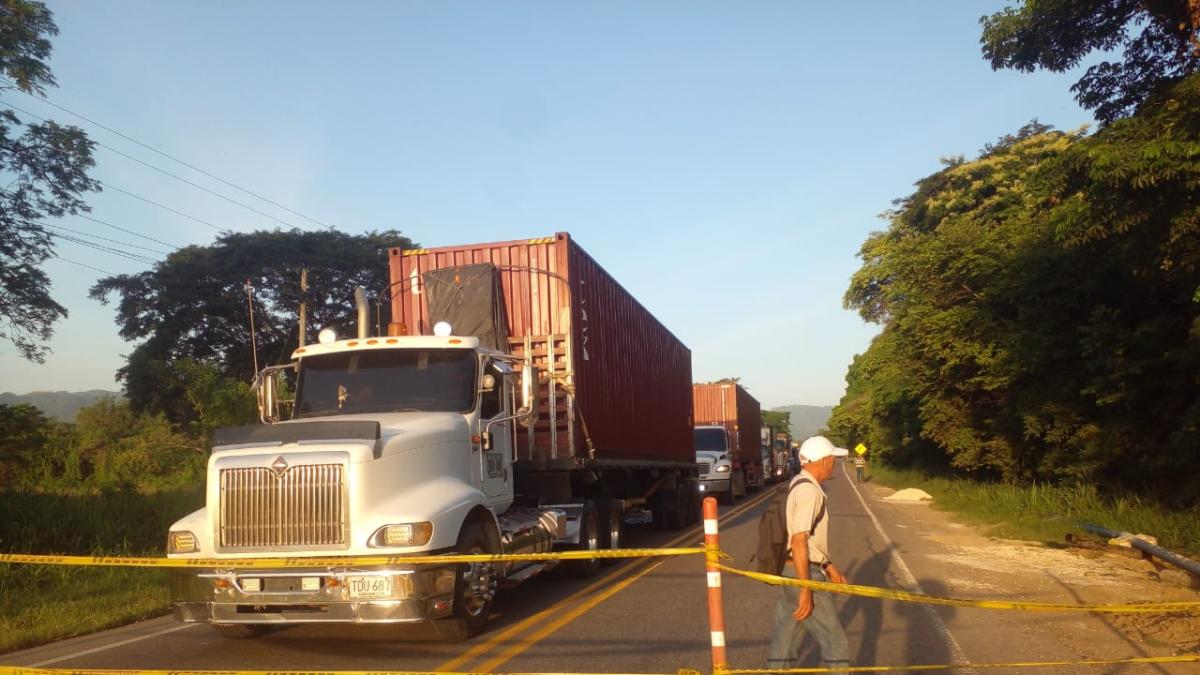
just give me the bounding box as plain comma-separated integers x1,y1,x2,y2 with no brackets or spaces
694,425,739,505
168,331,562,640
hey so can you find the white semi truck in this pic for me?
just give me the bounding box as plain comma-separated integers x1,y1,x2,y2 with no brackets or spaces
167,234,699,639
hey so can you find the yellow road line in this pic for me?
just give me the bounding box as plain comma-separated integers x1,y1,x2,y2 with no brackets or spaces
437,489,776,673
475,559,670,673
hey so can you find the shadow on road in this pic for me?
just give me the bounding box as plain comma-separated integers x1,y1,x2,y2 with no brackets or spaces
898,578,959,670
1045,573,1170,675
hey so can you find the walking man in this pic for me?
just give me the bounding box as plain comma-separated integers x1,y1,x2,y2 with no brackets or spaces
767,436,850,674
853,452,866,483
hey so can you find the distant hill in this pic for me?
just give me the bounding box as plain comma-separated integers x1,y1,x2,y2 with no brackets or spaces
769,404,834,440
0,390,121,422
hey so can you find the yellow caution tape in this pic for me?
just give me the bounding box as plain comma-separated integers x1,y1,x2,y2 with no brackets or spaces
2,657,1198,675
718,563,1200,614
720,654,1200,672
0,547,704,569
0,670,688,675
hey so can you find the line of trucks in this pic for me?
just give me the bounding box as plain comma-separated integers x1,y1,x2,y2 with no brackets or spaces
167,232,798,640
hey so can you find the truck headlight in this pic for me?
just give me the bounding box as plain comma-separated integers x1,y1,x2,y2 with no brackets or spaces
715,465,731,473
168,530,197,553
371,522,434,547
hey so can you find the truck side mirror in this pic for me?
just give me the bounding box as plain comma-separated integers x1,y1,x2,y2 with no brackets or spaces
517,365,540,428
255,370,278,424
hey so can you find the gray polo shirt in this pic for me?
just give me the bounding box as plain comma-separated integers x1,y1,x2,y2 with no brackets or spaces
785,469,830,565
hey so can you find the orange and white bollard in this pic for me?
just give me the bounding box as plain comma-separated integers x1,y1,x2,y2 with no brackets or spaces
703,496,727,672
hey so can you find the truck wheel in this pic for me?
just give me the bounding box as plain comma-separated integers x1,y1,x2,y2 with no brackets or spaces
663,491,685,531
651,492,669,530
685,484,701,525
210,624,275,638
567,502,601,578
435,521,497,640
599,499,623,567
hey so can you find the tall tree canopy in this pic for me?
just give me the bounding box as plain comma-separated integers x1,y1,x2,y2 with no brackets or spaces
830,74,1200,501
981,0,1200,124
0,0,99,361
90,228,414,423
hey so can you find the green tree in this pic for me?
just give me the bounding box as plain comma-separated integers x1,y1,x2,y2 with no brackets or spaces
0,0,100,361
90,228,413,423
981,0,1200,124
174,359,256,443
73,398,201,491
842,125,1088,481
1033,73,1200,493
0,402,50,485
760,409,791,436
835,82,1200,501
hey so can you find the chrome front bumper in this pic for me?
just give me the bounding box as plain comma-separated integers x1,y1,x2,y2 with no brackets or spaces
699,477,732,493
170,565,457,625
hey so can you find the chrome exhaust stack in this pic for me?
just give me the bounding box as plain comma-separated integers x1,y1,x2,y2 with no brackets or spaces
354,286,369,339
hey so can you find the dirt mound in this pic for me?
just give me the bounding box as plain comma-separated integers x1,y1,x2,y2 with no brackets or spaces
884,487,933,503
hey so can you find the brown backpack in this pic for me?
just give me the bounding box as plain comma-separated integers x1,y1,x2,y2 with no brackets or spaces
751,476,825,575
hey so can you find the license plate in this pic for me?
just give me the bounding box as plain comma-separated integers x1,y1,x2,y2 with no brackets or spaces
347,575,392,600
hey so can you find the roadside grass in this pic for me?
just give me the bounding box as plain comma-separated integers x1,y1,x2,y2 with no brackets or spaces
0,565,171,653
865,464,1200,557
0,486,203,654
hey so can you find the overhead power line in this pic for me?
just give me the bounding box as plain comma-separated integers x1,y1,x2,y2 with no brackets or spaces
92,136,307,230
0,102,226,236
76,213,182,250
50,231,158,265
53,254,114,276
3,80,333,229
0,99,310,231
99,182,224,233
42,221,172,256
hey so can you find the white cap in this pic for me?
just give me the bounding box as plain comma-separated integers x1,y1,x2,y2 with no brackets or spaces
798,436,849,463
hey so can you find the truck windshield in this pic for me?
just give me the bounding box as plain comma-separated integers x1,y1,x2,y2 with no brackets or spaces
294,349,477,417
693,427,728,454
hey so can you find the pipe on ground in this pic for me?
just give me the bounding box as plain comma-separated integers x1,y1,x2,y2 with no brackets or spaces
1084,523,1200,577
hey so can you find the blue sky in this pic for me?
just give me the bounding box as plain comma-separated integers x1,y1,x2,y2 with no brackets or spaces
0,1,1092,408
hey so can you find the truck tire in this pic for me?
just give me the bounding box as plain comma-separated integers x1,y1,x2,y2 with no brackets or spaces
663,490,685,531
684,483,701,525
718,487,734,506
210,624,275,638
435,520,497,640
567,501,601,578
599,498,623,567
651,492,669,530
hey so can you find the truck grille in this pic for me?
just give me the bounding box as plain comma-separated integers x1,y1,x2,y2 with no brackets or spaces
700,461,714,477
218,464,347,549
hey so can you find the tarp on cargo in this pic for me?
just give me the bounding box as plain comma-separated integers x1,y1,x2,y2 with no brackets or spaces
422,263,510,351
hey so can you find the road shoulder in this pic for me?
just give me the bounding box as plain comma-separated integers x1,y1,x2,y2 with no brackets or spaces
854,468,1200,670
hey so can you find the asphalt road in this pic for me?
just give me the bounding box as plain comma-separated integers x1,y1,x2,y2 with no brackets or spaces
5,462,1192,674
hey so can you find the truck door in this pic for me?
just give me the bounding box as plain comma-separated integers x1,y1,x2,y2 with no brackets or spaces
478,360,515,511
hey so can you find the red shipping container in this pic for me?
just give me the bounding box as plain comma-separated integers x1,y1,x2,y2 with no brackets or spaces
692,382,762,467
388,232,693,466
